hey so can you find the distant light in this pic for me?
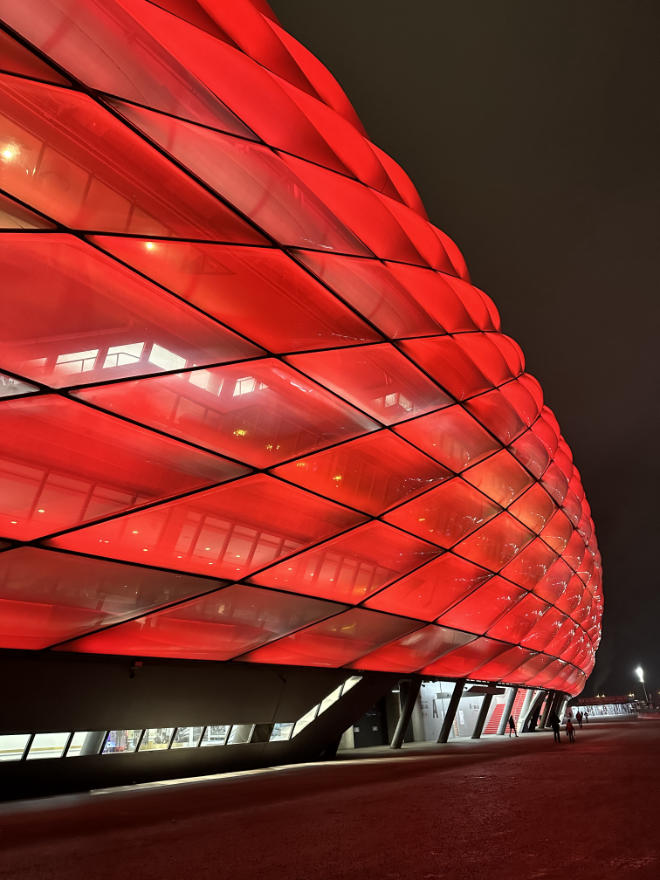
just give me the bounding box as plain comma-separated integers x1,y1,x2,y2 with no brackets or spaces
144,241,157,251
1,144,19,162
635,665,644,683
36,508,45,514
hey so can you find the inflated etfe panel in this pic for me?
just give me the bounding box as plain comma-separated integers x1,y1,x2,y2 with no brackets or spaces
0,0,601,695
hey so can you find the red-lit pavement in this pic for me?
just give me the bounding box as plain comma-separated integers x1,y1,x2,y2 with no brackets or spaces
1,720,658,879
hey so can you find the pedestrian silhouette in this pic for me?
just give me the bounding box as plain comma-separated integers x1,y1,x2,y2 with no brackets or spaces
566,719,575,743
508,714,518,737
549,711,561,743
576,710,583,728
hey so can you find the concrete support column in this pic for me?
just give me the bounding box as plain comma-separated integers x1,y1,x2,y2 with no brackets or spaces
518,688,536,731
390,678,421,749
471,693,494,740
540,690,555,729
437,679,466,743
497,687,518,735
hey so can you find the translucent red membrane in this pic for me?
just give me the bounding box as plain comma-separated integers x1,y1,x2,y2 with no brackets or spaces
421,637,510,678
294,251,447,339
394,406,501,472
384,479,500,548
487,593,551,644
508,483,556,533
0,26,70,84
91,238,378,353
0,75,262,240
436,576,526,635
364,553,492,621
454,513,534,570
242,608,421,667
0,0,253,133
49,475,365,578
272,432,450,515
353,625,475,673
250,520,441,603
76,360,377,468
473,645,537,682
0,547,227,649
500,539,559,590
0,395,244,541
59,584,344,660
114,101,369,254
287,344,451,425
462,450,534,507
1,234,260,388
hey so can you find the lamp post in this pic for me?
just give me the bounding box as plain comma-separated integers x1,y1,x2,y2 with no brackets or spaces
635,666,649,705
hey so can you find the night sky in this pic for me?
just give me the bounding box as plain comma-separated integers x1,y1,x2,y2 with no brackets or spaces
271,0,660,696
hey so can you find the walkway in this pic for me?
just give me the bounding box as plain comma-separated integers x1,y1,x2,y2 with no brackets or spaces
1,720,658,879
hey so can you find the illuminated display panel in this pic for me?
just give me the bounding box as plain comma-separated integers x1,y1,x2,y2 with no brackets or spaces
0,0,601,697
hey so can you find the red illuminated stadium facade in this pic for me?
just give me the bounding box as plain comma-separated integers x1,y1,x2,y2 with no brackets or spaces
0,1,601,782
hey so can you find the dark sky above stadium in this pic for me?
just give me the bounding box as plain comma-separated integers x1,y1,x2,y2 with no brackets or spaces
272,0,660,696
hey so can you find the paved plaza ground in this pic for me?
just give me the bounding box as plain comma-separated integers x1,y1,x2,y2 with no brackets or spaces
1,719,658,879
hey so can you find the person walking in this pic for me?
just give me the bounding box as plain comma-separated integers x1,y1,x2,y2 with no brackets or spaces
566,719,575,743
508,714,518,737
549,711,561,743
576,710,583,728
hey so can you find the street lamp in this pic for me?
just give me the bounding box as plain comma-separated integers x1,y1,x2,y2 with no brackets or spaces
635,666,649,705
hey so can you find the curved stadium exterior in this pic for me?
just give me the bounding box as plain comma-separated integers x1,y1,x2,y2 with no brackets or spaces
0,0,601,786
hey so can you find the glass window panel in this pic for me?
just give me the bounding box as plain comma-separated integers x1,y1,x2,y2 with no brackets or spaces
319,685,344,714
77,360,377,468
25,731,68,760
384,478,500,548
0,396,245,542
353,625,475,673
499,538,559,591
365,553,492,621
395,406,501,473
294,251,446,339
269,723,294,742
51,474,365,579
0,0,252,134
462,450,534,507
0,734,30,761
243,608,421,668
288,345,451,425
65,731,103,757
421,637,509,678
250,521,441,604
138,729,174,751
453,513,534,570
113,100,369,255
91,238,378,354
273,431,450,515
1,234,259,388
170,727,204,749
487,594,551,644
102,730,142,754
58,584,345,660
0,75,261,240
436,577,526,635
227,725,254,745
200,725,230,747
508,484,556,534
292,705,319,738
0,547,236,651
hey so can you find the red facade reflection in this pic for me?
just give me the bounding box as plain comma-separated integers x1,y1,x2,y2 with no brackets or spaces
0,0,601,696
